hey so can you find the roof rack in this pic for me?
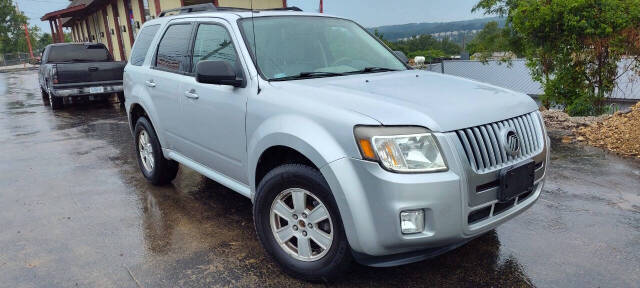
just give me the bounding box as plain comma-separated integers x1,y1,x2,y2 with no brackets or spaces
264,6,303,12
159,3,217,17
158,4,303,17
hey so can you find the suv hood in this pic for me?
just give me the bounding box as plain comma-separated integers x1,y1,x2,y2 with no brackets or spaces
269,70,539,132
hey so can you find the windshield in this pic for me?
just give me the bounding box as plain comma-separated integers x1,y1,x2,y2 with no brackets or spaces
47,44,111,63
239,16,407,80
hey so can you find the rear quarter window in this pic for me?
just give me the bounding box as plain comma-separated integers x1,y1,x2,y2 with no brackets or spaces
155,24,192,72
130,24,161,66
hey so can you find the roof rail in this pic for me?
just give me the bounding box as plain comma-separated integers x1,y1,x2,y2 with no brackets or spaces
264,6,303,12
159,3,217,17
158,4,303,17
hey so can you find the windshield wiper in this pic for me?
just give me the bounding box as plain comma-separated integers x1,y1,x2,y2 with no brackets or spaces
270,71,346,81
345,67,398,74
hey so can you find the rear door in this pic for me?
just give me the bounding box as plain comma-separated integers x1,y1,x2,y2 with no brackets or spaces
175,19,249,183
145,21,195,149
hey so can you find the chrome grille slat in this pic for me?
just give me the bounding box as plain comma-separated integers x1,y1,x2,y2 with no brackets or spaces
517,116,530,154
515,117,531,154
486,124,503,164
456,112,544,173
472,127,491,168
457,131,478,171
479,126,496,166
465,129,485,170
522,116,536,153
525,114,539,148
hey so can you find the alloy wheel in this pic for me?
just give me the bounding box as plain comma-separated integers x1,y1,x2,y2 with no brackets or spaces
138,130,154,172
270,188,334,261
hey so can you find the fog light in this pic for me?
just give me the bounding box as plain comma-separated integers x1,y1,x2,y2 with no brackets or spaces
400,210,424,234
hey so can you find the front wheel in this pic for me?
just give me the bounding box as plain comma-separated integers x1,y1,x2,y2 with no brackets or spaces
134,117,179,185
253,164,352,282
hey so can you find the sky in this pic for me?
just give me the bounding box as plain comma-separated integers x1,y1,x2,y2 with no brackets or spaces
19,0,484,33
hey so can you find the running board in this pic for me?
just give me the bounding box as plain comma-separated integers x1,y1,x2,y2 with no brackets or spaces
164,149,252,199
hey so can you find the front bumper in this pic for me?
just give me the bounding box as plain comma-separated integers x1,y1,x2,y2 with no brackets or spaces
320,131,549,266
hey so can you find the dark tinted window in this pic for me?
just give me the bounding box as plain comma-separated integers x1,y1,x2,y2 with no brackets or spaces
156,24,192,72
46,44,110,63
130,24,160,66
191,24,237,73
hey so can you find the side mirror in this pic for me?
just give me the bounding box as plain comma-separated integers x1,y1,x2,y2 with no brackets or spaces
393,50,409,64
196,60,243,87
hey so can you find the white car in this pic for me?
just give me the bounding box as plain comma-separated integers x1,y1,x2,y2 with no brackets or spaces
124,4,550,281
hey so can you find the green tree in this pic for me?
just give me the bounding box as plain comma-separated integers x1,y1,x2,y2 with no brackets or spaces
473,0,640,116
467,21,522,60
0,0,52,56
0,0,29,54
36,33,53,51
391,34,461,59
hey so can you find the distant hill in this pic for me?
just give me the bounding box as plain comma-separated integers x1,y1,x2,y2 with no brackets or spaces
368,17,506,41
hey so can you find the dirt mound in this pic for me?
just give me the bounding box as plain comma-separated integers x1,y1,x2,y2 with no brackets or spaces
541,108,607,131
576,102,640,158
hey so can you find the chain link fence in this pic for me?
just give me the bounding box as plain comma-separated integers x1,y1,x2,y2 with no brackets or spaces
0,53,33,67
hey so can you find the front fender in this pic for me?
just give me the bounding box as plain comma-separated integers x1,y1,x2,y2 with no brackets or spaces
247,114,353,197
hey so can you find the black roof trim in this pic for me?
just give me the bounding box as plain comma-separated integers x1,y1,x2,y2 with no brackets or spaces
158,4,303,17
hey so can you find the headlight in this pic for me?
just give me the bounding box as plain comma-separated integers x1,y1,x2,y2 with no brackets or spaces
354,126,447,173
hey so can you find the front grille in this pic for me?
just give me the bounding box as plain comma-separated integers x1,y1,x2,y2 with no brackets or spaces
456,112,543,172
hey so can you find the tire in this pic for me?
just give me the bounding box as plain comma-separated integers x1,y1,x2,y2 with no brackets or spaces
49,95,63,110
134,117,179,185
253,164,352,282
116,92,125,105
41,89,49,100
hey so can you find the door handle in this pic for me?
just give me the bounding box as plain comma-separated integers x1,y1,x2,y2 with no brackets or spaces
88,66,98,72
184,89,199,99
145,80,156,88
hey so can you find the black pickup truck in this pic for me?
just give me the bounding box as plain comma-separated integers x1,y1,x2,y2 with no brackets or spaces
38,43,125,109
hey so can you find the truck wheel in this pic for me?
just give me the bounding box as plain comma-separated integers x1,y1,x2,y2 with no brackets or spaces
117,92,125,105
41,89,49,100
134,117,179,185
254,164,352,282
49,96,63,110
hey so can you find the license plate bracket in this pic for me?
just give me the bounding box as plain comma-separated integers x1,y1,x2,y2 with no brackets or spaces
499,160,535,202
89,86,104,94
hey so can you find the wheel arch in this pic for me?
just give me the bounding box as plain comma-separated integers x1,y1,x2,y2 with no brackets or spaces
248,115,355,198
127,99,168,148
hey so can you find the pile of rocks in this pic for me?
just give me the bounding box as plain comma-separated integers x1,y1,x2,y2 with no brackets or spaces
576,102,640,158
540,107,607,132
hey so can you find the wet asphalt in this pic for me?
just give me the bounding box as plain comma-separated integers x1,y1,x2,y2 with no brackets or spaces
0,70,638,288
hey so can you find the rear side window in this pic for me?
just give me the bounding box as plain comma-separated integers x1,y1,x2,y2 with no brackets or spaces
191,24,238,72
46,44,110,63
130,24,160,66
155,24,192,72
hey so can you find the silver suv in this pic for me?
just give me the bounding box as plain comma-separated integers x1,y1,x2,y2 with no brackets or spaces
124,5,549,281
